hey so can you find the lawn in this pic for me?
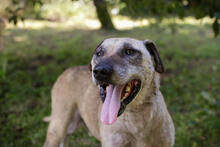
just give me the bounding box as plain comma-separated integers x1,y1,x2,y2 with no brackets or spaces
0,18,220,147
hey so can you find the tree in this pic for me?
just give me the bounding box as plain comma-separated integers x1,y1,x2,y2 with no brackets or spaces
93,0,115,30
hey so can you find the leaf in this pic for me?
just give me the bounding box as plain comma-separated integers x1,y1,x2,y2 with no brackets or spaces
166,3,175,14
21,17,25,22
213,18,219,37
175,2,185,19
216,12,220,19
8,16,15,23
208,8,214,18
12,0,18,5
194,7,206,19
5,7,13,14
13,18,17,25
201,91,214,104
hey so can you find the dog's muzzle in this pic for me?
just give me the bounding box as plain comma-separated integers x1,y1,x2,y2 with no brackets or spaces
93,63,113,84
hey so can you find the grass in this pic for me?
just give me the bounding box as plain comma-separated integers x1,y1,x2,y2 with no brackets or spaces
0,18,220,147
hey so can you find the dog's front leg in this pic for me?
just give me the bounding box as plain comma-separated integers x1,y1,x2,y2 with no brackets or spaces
44,96,75,147
43,111,73,147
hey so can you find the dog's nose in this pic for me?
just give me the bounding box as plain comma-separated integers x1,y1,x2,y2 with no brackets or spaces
93,64,113,81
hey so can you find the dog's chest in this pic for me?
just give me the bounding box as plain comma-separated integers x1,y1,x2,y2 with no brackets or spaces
122,108,153,138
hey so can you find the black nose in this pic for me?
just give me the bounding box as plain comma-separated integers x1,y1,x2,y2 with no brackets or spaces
93,64,113,81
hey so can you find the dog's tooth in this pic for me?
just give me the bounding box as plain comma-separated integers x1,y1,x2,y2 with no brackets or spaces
126,86,131,92
124,93,129,98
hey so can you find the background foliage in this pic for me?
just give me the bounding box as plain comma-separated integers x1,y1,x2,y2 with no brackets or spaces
3,0,220,36
120,0,220,36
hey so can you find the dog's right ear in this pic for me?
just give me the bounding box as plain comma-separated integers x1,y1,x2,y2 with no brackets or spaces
88,40,104,71
143,40,164,73
89,64,92,71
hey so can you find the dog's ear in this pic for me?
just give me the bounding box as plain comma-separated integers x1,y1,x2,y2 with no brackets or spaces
143,40,164,73
89,40,104,71
89,64,92,71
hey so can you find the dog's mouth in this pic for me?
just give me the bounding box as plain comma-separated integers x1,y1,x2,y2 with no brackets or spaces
99,79,141,125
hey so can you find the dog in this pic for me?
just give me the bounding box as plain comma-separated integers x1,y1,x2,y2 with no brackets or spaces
43,38,175,147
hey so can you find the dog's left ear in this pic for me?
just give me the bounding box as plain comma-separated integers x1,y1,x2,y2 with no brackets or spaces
143,40,164,73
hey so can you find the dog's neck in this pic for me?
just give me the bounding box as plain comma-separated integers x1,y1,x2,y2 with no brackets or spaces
126,72,160,111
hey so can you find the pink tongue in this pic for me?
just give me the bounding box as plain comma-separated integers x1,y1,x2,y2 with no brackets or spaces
101,84,123,125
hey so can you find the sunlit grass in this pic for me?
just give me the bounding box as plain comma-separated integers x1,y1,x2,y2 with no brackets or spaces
6,16,214,31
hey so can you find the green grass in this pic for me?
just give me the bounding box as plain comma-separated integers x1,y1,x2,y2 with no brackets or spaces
0,21,220,147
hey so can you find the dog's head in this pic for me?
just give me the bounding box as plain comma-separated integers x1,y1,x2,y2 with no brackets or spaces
90,38,164,125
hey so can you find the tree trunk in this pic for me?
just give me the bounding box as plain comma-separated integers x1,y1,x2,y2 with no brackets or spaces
93,0,115,30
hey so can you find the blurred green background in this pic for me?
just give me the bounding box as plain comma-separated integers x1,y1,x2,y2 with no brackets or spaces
0,0,220,147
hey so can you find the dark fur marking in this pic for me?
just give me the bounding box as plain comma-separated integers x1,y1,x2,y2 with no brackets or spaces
144,40,164,73
89,40,105,71
116,42,142,66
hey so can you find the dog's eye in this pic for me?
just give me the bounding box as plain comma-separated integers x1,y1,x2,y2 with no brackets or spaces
124,49,136,56
96,50,104,57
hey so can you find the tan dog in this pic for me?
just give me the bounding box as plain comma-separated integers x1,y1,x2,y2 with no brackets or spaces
43,38,175,147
